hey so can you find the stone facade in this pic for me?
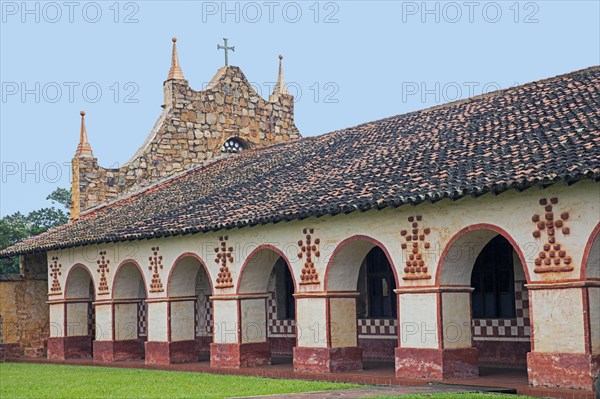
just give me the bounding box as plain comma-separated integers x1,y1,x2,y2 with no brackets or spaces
71,42,300,217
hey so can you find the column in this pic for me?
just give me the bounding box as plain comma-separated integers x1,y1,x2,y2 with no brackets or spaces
395,287,478,380
47,299,93,359
210,294,271,368
527,281,600,391
293,292,363,373
145,297,200,364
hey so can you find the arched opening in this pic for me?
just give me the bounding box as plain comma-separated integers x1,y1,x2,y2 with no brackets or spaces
167,254,213,362
112,261,147,360
437,226,531,377
221,137,247,153
238,247,295,366
63,265,95,358
326,236,398,371
582,225,599,363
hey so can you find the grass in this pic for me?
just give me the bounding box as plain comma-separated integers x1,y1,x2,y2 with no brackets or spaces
0,363,360,399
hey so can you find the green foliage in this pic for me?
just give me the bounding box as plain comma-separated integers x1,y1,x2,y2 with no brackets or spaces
0,363,359,399
0,188,71,274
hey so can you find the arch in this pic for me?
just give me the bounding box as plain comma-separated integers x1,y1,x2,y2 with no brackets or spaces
237,245,295,294
581,222,600,280
221,137,249,153
65,264,95,299
112,259,148,300
167,253,213,298
436,223,531,286
324,235,399,291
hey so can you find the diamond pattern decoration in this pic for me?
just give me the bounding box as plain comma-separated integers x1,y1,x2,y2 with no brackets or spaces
531,197,573,273
400,215,432,280
297,228,320,285
49,256,62,295
148,246,164,293
96,250,110,294
215,236,234,288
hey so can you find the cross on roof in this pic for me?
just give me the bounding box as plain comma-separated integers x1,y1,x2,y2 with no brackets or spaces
217,38,234,66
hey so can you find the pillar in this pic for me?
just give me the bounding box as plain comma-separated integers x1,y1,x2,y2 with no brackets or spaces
210,294,271,368
293,292,363,373
92,300,144,361
395,287,478,380
145,297,200,364
526,281,599,391
47,299,93,359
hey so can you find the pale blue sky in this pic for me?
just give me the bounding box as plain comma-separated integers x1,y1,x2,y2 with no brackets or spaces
1,0,599,216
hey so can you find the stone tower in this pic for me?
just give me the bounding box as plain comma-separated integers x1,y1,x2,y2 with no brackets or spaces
70,38,301,219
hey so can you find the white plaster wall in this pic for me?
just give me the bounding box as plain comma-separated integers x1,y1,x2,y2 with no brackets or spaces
241,298,266,343
589,287,600,354
296,297,327,348
114,303,138,341
66,302,88,337
531,288,585,353
46,181,599,354
212,300,238,344
49,304,64,338
442,292,471,349
170,300,195,342
147,301,167,341
94,303,112,341
329,298,357,348
399,293,438,349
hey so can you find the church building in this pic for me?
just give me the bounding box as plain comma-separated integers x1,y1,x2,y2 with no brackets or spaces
1,39,598,395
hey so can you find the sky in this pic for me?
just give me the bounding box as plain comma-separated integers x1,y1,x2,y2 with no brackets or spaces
1,0,599,216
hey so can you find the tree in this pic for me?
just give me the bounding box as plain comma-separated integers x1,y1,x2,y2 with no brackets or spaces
0,188,71,274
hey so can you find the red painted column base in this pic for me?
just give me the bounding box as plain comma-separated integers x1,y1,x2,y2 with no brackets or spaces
395,347,479,380
527,352,600,391
47,336,93,360
93,340,144,362
293,347,363,373
145,340,201,365
210,342,271,368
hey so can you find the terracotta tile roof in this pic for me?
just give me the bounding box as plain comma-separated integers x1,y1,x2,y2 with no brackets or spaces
2,66,599,257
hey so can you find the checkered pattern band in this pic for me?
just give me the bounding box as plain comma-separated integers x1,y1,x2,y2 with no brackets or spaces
137,301,147,337
472,280,530,340
358,319,398,336
195,298,213,337
267,292,295,336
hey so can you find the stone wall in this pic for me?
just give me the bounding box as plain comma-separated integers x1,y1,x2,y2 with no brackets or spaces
0,277,49,358
72,66,300,216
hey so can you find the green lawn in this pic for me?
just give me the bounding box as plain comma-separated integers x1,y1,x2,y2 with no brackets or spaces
0,363,359,399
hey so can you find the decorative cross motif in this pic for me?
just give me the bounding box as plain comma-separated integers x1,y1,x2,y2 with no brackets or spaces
400,215,432,280
49,256,62,295
148,246,164,293
215,236,234,288
96,250,110,294
531,197,573,273
217,38,235,66
297,228,320,285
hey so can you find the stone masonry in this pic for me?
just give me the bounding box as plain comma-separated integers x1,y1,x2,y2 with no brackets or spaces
71,39,300,218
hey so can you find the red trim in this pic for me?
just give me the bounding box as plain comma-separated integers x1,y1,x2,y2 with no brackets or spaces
528,287,535,352
580,222,600,280
111,259,149,299
582,287,591,355
64,264,96,299
437,292,443,350
236,244,296,294
323,234,400,291
167,301,172,342
326,297,332,348
434,223,532,285
166,252,214,297
63,302,68,338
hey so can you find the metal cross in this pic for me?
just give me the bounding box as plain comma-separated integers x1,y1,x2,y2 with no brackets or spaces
217,38,235,66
